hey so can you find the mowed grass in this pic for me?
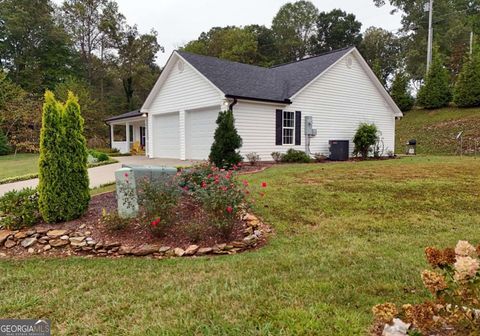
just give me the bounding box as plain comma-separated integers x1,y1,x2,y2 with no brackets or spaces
0,153,39,180
2,156,480,335
395,107,480,155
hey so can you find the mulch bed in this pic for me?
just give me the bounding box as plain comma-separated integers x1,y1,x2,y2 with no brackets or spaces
0,191,270,259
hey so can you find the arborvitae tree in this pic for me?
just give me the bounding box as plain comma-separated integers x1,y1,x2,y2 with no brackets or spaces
62,91,90,220
38,91,65,223
0,128,10,155
209,110,243,168
38,91,90,223
454,51,480,107
390,71,414,112
416,53,452,109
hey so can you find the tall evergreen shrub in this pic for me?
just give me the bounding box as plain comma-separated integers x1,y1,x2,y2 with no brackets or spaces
417,53,452,109
390,71,414,112
454,51,480,107
62,92,90,220
209,110,243,168
38,91,90,223
38,91,65,223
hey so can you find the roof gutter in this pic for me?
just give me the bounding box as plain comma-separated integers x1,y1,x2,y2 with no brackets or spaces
225,94,292,105
228,97,237,112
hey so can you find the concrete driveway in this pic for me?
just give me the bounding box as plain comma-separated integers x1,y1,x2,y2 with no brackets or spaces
0,156,197,196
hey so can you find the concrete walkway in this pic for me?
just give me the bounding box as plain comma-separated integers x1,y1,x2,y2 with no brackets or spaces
0,156,196,196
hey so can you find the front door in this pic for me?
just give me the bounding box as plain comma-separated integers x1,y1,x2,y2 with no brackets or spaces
140,126,146,148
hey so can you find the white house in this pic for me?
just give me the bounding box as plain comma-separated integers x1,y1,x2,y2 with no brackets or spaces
106,46,403,160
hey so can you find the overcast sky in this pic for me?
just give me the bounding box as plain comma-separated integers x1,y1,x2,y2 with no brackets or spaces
55,0,403,66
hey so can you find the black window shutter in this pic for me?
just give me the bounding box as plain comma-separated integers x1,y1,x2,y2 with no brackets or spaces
295,111,301,145
275,109,283,145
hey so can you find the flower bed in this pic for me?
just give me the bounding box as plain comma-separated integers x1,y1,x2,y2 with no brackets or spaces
0,163,272,259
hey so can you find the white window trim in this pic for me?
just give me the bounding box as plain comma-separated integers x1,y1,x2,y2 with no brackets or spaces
282,111,295,145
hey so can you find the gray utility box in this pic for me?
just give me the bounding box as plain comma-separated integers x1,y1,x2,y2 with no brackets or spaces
115,165,177,219
121,164,177,185
329,140,349,161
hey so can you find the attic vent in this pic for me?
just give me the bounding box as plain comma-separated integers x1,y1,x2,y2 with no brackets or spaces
346,56,353,69
177,60,184,73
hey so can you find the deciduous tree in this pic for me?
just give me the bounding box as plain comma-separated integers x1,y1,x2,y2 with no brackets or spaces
310,9,362,55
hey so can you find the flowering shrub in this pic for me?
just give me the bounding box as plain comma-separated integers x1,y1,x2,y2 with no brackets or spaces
138,177,181,237
372,240,480,335
191,167,249,237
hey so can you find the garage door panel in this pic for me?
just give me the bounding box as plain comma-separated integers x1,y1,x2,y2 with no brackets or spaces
153,113,180,158
186,109,219,160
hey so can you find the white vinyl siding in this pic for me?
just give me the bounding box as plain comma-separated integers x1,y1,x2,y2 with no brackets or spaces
146,56,223,157
234,102,294,161
234,52,396,161
288,52,396,157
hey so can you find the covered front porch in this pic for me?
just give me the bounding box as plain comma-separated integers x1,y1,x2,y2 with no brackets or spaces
105,110,148,155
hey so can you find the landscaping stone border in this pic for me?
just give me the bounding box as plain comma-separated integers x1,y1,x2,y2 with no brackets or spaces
0,213,271,259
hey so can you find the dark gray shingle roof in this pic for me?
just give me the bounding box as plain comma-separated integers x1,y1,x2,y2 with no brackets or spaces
105,110,142,122
177,47,354,103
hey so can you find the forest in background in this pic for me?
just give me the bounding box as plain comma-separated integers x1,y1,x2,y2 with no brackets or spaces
0,0,479,152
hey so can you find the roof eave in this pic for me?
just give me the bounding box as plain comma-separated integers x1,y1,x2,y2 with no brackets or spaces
225,94,291,105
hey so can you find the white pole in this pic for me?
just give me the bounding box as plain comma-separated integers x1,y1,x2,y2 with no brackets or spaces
470,31,474,55
426,0,434,73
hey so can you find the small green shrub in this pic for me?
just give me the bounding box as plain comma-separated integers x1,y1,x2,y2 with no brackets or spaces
281,149,312,163
245,152,260,166
0,188,40,230
100,208,130,231
88,149,109,162
94,147,120,154
209,110,243,168
353,123,379,159
271,152,282,163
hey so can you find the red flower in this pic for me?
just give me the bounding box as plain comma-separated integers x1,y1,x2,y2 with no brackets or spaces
201,181,207,189
261,182,267,188
242,180,249,187
151,218,161,227
226,206,233,213
124,173,129,178
183,186,189,191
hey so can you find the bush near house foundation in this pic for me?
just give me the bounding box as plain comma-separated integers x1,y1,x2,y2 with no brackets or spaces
209,110,243,168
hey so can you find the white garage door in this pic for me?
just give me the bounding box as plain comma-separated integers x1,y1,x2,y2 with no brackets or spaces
186,108,219,160
152,113,180,158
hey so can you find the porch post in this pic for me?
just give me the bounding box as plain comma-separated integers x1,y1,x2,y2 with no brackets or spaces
125,122,131,153
144,119,149,157
109,124,114,148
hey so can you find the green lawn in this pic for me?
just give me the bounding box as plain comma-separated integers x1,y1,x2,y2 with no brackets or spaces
396,107,480,155
0,153,39,180
2,156,480,335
